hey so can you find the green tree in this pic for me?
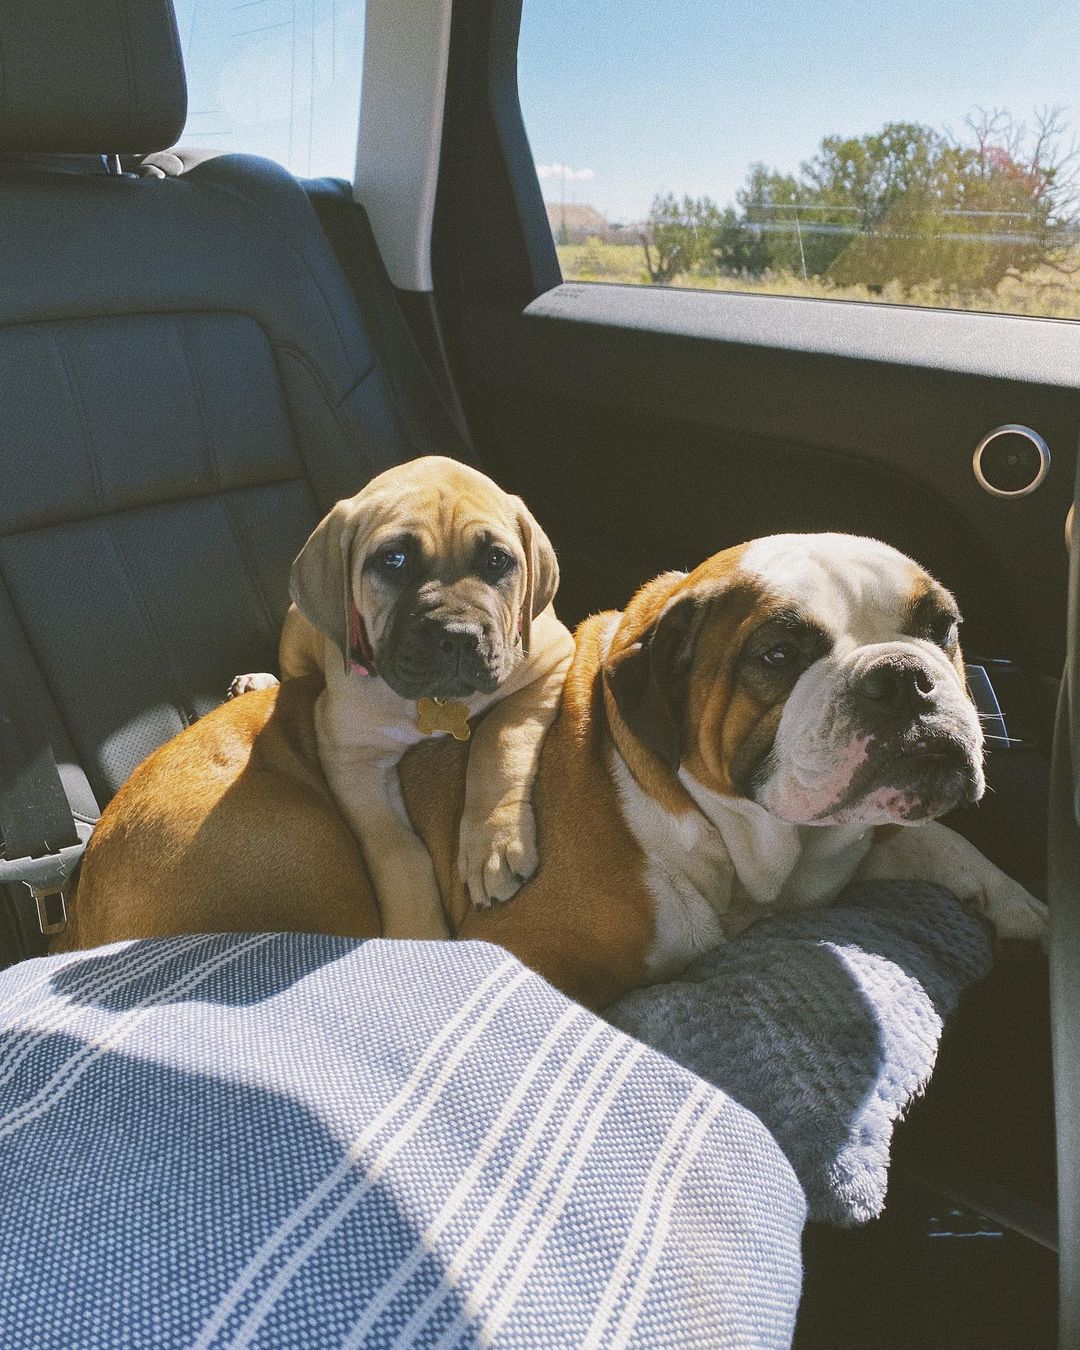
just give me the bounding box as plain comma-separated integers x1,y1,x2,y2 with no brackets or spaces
732,164,817,275
641,192,723,284
711,206,773,275
718,109,1080,292
805,122,964,286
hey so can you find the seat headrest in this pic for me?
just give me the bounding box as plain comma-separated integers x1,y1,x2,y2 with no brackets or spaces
0,0,187,155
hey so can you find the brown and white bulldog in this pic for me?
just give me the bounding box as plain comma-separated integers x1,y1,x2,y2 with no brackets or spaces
63,533,1045,1010
588,532,1045,970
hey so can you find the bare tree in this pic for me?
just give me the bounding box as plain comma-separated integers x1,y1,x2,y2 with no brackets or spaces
956,105,1080,276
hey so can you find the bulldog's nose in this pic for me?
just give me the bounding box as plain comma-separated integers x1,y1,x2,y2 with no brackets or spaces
852,657,937,720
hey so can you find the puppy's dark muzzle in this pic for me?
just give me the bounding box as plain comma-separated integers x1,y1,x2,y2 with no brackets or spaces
384,617,502,699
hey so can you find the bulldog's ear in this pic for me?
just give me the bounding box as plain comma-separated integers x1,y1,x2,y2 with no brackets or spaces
289,497,366,671
603,593,702,769
514,500,560,652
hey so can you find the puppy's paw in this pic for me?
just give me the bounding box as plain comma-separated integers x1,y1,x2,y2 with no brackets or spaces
458,800,539,909
227,672,280,700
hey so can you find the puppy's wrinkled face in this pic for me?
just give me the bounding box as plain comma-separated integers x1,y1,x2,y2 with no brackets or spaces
356,501,527,700
605,534,984,827
290,457,559,703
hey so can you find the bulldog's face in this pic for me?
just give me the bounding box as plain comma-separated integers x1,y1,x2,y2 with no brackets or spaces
290,456,558,701
605,534,983,827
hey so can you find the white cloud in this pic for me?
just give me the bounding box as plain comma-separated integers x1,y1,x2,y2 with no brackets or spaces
535,163,596,181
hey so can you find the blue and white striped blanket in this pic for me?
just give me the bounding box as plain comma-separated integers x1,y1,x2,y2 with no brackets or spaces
0,934,805,1349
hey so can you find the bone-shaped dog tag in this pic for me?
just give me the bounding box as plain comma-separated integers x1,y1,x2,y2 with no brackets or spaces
415,697,471,742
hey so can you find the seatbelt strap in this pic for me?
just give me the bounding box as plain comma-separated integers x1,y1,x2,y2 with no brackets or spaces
0,676,90,935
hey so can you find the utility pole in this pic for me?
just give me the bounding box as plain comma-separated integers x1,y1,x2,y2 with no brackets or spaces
793,206,808,281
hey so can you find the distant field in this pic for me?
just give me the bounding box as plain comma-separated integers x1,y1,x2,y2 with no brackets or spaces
556,239,1080,320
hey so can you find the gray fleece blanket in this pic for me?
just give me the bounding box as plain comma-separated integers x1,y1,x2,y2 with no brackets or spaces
607,881,994,1226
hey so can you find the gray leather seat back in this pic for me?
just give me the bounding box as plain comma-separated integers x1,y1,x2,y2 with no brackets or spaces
0,2,454,819
1,154,415,805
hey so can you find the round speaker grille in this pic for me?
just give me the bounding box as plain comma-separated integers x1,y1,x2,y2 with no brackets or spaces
973,425,1050,498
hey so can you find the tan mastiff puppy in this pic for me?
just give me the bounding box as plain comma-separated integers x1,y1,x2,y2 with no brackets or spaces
64,534,1045,1009
118,455,573,943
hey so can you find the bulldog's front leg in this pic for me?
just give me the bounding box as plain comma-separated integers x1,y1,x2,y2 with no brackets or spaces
323,755,450,941
855,820,1048,942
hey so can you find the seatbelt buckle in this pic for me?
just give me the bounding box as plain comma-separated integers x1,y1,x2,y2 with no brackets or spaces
0,819,93,935
29,886,68,937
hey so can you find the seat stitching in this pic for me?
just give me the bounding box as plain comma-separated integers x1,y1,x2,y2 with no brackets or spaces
212,497,281,642
272,339,386,474
171,318,218,490
0,311,374,392
273,337,378,413
0,562,100,820
6,312,380,478
0,475,308,540
46,328,104,513
119,0,136,139
94,518,197,729
176,316,280,640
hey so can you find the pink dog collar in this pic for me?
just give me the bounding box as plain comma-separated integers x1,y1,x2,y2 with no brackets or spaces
349,603,375,677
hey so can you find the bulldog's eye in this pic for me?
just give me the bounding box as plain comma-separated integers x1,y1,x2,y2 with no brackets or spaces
761,642,798,668
379,548,408,572
483,547,514,579
926,614,959,647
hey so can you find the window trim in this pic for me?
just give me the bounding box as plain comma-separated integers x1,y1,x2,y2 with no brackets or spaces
523,281,1080,389
353,0,454,292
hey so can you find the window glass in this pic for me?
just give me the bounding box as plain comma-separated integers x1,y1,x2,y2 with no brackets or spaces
519,0,1080,319
173,0,365,179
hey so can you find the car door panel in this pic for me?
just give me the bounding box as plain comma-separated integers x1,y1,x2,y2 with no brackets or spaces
456,292,1076,676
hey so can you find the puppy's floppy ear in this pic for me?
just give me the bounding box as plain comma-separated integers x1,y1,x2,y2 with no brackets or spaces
603,593,703,769
513,499,560,652
289,497,368,670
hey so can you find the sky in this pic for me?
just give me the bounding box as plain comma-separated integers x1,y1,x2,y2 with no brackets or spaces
517,0,1080,224
172,0,366,179
169,0,1079,227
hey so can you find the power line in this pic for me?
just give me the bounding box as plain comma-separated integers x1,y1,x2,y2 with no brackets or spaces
748,203,1042,220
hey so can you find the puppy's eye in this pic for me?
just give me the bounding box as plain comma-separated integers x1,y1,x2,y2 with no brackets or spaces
761,642,798,668
379,548,407,572
483,547,513,579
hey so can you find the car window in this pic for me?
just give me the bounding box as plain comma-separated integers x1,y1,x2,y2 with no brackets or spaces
173,0,365,179
518,0,1080,320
